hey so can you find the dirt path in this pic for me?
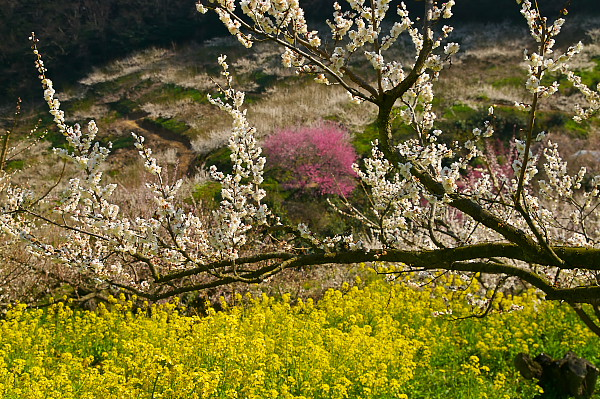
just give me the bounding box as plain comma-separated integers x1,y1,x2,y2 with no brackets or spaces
113,119,198,177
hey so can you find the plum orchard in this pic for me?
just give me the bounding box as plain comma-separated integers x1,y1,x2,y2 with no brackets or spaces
6,1,600,333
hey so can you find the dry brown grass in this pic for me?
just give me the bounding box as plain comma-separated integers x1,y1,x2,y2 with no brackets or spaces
549,131,600,175
249,84,377,136
190,80,377,154
79,47,173,86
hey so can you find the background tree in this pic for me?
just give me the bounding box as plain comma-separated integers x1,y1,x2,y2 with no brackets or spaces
263,123,358,196
4,0,600,335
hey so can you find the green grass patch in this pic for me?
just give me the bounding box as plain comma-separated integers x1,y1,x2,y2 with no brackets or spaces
98,110,122,126
100,134,136,151
436,103,491,140
143,117,190,135
190,180,222,207
44,129,69,150
249,69,278,92
563,118,591,137
491,75,525,89
353,108,415,156
4,159,25,172
352,122,380,156
541,56,600,95
139,83,210,105
577,55,600,89
109,98,144,117
442,103,478,121
200,146,233,175
63,94,97,114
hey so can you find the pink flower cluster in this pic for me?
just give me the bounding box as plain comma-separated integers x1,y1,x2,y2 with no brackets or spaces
264,122,358,196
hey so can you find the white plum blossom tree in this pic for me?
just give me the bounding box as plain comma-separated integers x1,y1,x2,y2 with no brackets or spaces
3,0,600,333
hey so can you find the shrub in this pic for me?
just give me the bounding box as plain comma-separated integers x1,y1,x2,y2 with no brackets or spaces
263,122,358,196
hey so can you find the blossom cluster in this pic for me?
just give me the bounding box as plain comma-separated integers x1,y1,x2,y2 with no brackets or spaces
517,0,585,99
207,55,271,259
197,0,460,105
2,39,274,293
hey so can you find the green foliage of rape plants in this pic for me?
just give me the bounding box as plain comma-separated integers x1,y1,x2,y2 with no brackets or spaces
0,271,597,398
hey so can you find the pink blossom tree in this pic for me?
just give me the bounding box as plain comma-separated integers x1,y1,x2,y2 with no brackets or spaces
263,123,358,196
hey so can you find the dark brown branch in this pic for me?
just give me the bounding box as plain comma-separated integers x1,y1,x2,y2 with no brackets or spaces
411,164,546,260
569,303,600,337
342,67,379,99
14,208,109,242
154,244,600,286
155,252,296,283
451,277,507,320
119,244,600,302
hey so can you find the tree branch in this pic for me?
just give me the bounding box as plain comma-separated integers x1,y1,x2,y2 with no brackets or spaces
569,303,600,336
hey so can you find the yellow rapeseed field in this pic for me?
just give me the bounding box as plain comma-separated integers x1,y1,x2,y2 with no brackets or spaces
0,268,597,398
